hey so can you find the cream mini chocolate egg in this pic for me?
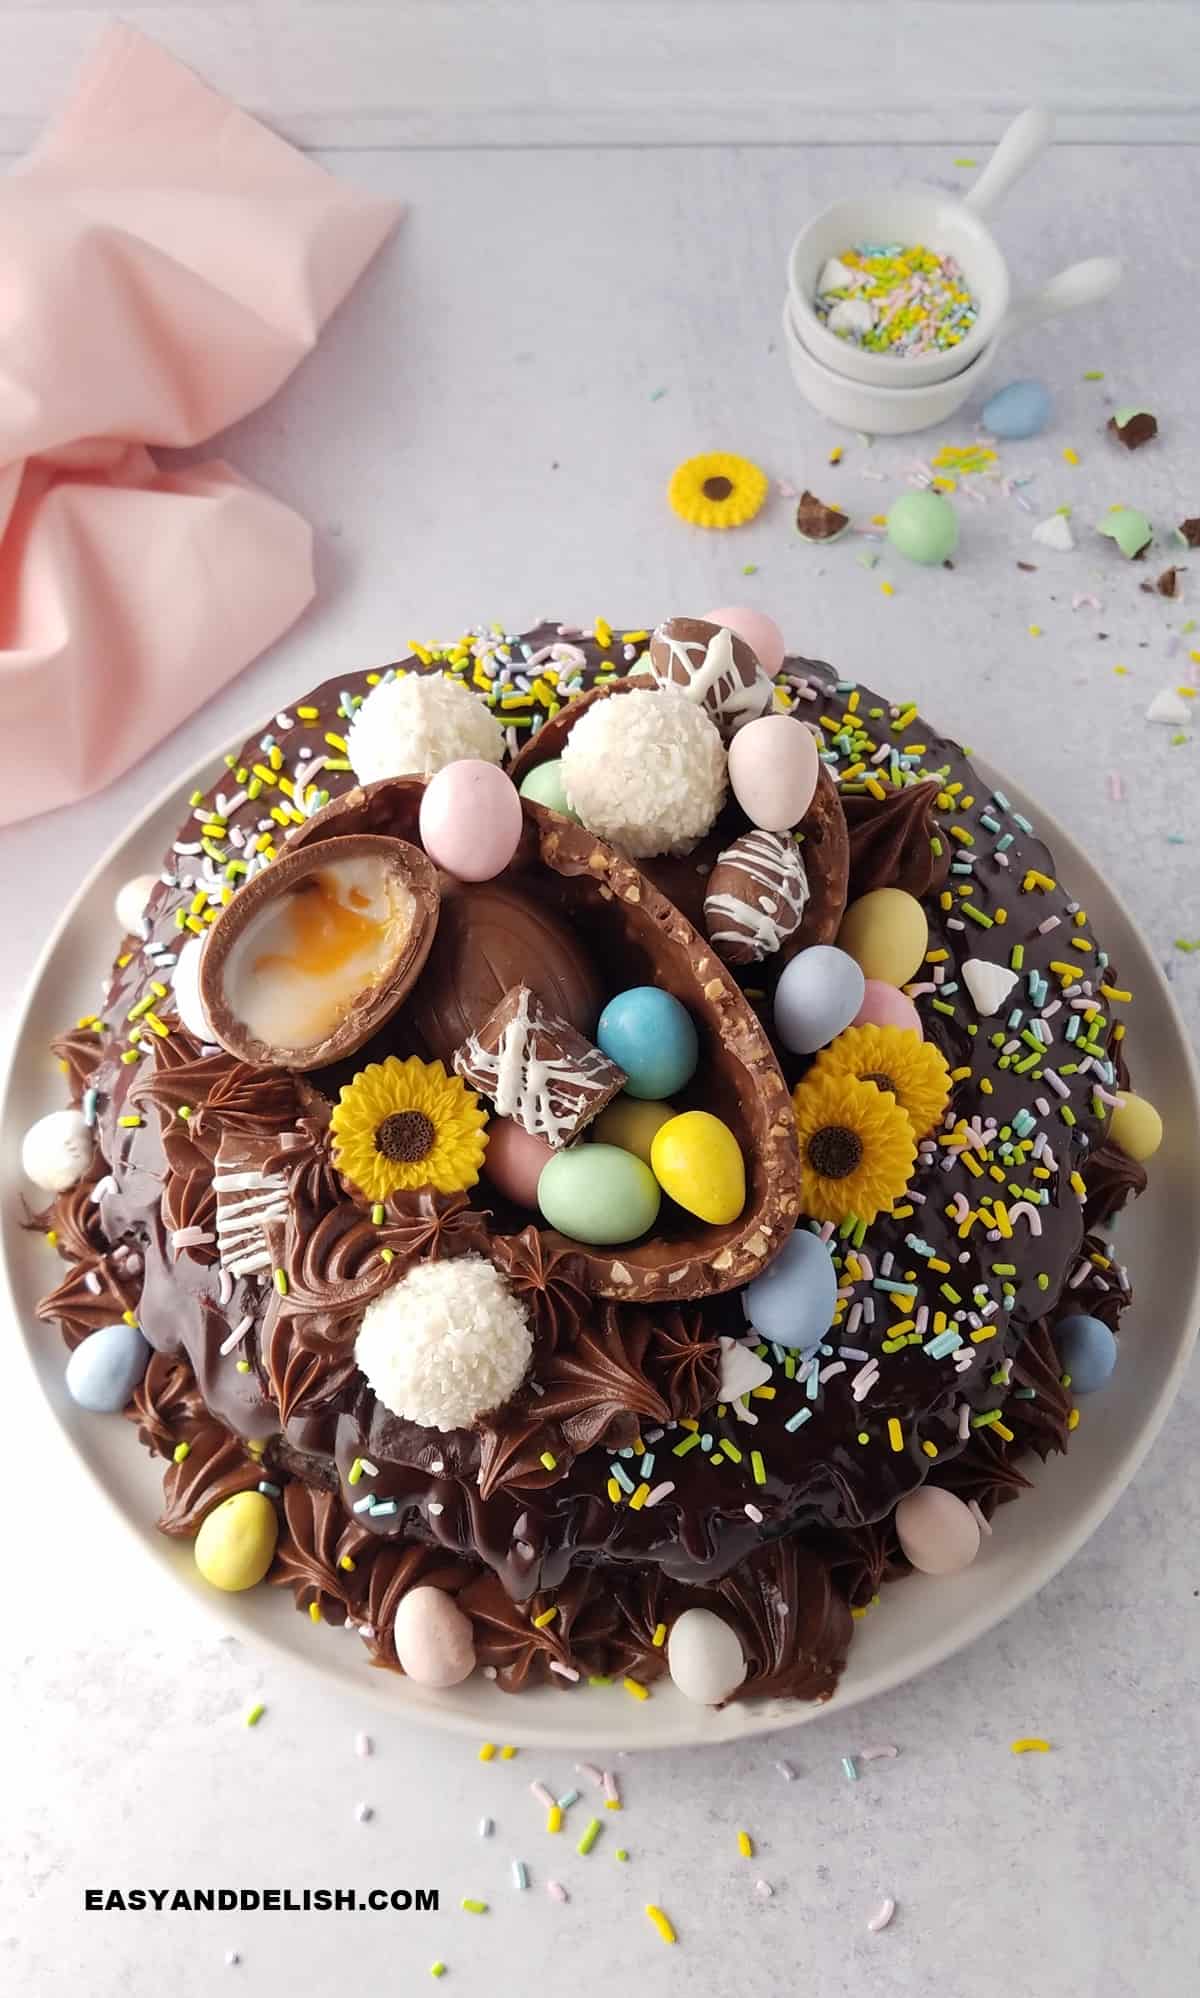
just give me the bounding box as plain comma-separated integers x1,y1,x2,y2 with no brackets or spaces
701,605,786,676
590,1095,676,1165
21,1107,93,1193
194,1490,279,1592
482,1116,558,1209
773,945,865,1055
895,1487,981,1575
114,872,158,935
703,828,809,966
667,1606,748,1705
838,887,928,987
200,834,439,1071
393,1585,477,1687
537,1144,661,1245
419,759,524,882
727,715,819,832
65,1321,151,1412
1108,1090,1163,1163
648,616,773,739
853,979,924,1038
650,1110,746,1226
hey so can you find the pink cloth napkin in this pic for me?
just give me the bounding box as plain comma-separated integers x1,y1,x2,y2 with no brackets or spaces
0,25,400,825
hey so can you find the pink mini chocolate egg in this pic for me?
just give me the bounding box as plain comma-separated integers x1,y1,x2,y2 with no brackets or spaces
895,1487,981,1576
702,606,786,677
483,1116,557,1208
727,715,819,832
853,979,924,1039
419,759,523,882
393,1584,477,1687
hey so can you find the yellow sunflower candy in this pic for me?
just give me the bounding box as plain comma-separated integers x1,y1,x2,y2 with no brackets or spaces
330,1055,488,1203
810,1025,951,1140
668,452,769,530
791,1072,916,1226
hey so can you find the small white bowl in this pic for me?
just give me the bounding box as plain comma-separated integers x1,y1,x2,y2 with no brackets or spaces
781,297,1000,434
788,188,1007,389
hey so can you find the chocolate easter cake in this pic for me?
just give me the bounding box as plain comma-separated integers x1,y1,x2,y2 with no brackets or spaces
25,614,1160,1707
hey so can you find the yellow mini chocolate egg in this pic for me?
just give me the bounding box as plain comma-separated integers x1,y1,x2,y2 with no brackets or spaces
591,1095,676,1164
650,1110,746,1225
837,887,928,987
194,1491,279,1593
1108,1090,1163,1163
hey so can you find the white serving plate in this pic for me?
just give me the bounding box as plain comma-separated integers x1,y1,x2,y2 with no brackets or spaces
3,735,1198,1751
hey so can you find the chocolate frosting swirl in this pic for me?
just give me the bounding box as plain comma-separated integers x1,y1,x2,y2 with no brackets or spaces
50,1024,104,1105
35,1253,136,1349
269,1481,373,1624
843,778,951,899
1083,1137,1148,1231
156,1420,263,1536
648,1308,723,1420
717,1535,853,1703
125,1348,206,1457
532,1305,670,1450
457,1567,618,1691
490,1225,591,1355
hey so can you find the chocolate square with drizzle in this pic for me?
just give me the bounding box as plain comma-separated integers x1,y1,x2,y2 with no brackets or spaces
453,985,626,1148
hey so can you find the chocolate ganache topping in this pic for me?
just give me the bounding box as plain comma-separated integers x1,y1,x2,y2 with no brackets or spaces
30,620,1151,1705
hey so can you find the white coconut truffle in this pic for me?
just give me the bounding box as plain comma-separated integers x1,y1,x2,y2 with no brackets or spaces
172,934,214,1043
355,1254,532,1432
22,1108,93,1193
346,673,505,784
560,687,727,858
114,873,158,935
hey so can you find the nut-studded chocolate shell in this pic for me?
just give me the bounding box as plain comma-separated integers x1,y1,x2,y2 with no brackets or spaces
647,616,774,739
703,828,809,965
198,833,439,1071
285,772,801,1300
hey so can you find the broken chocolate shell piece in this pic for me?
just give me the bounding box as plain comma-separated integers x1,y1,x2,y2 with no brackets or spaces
794,490,850,542
454,985,626,1147
199,834,439,1072
647,617,774,739
1107,409,1158,450
1179,518,1200,549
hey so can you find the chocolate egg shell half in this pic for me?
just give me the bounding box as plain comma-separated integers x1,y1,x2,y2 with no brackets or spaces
199,834,439,1071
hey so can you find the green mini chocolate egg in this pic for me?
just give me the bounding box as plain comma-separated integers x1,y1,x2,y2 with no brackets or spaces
650,1110,746,1226
591,1095,676,1164
537,1143,661,1245
837,887,928,986
518,758,580,822
1108,1090,1162,1163
1096,506,1153,559
886,490,959,566
194,1491,278,1593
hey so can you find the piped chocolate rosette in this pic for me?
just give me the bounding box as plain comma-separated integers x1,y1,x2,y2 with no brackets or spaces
24,612,1160,1708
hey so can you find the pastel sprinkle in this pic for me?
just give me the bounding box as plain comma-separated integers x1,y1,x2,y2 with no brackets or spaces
460,1898,488,1914
244,1702,266,1728
867,1897,897,1932
577,1817,602,1856
737,1830,754,1858
645,1905,677,1945
1011,1737,1052,1754
547,1880,569,1903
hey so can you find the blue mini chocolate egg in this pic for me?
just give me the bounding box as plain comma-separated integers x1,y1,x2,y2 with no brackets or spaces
65,1321,151,1412
1055,1313,1117,1394
773,945,865,1055
742,1228,837,1352
596,987,699,1099
981,379,1052,440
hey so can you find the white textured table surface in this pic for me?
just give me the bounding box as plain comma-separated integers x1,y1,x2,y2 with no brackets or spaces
3,138,1200,1998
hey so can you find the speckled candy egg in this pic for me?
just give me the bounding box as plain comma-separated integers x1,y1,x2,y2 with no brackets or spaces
590,1096,676,1164
895,1487,981,1575
667,1606,748,1706
21,1107,93,1193
838,887,928,986
64,1322,151,1412
886,490,959,566
596,987,699,1099
742,1227,837,1351
537,1144,661,1245
518,758,580,821
853,979,924,1038
483,1117,557,1209
1108,1091,1163,1163
701,605,786,677
727,715,819,831
1056,1313,1118,1393
418,759,523,882
772,945,865,1055
650,1111,746,1226
981,379,1052,440
393,1585,477,1687
194,1491,279,1592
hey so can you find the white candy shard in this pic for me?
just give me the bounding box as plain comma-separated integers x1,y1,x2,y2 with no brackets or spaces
961,958,1019,1017
817,257,858,295
1032,514,1075,552
718,1335,773,1407
827,298,875,338
1145,687,1191,726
